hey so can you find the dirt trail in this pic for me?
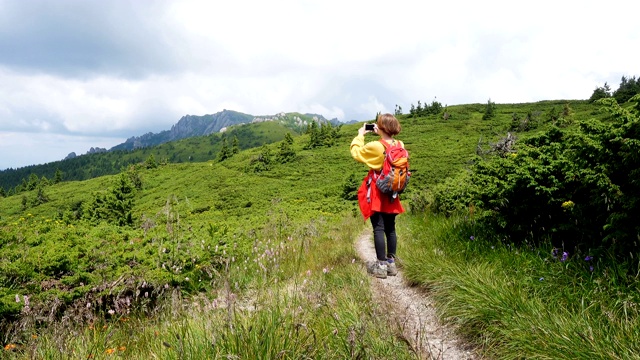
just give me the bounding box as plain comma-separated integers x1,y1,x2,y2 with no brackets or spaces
355,230,478,360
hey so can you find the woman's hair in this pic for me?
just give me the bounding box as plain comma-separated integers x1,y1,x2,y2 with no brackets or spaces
376,113,401,136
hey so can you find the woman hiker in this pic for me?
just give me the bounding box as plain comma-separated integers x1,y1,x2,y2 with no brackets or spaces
350,113,405,279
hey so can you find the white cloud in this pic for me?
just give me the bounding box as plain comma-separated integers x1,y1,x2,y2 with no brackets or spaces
1,0,640,169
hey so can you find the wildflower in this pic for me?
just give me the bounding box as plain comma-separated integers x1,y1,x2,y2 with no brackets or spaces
118,346,126,351
470,236,475,241
4,344,17,350
31,334,38,339
584,256,593,261
589,266,594,272
561,252,569,262
105,348,116,355
352,258,356,263
539,277,544,281
323,268,329,274
552,248,559,258
561,200,575,210
108,309,115,315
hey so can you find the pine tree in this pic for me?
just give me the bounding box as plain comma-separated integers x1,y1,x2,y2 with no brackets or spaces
108,173,135,226
33,185,50,206
482,99,497,120
0,186,5,198
27,173,39,191
217,137,232,162
232,136,240,154
251,145,273,172
276,133,296,163
145,154,158,169
54,169,63,184
305,121,320,149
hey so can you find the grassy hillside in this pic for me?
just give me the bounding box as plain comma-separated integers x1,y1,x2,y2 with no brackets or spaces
0,120,296,191
1,99,637,358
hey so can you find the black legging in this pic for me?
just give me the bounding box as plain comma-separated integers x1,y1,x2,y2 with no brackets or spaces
369,212,397,261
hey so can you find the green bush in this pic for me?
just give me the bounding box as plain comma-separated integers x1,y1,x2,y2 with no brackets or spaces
468,96,640,259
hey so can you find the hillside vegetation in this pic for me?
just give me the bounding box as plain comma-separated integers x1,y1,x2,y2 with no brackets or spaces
0,112,331,192
1,97,639,359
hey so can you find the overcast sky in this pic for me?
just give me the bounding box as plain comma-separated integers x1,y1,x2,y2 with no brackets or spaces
1,0,638,170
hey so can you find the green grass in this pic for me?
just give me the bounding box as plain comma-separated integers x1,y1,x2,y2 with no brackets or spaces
1,99,637,358
400,212,640,359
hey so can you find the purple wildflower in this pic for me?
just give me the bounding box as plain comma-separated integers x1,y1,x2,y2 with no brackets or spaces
561,252,569,262
539,277,544,281
589,266,594,272
552,248,559,258
470,236,475,241
584,256,593,261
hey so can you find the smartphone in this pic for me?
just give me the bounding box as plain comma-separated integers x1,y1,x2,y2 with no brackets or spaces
365,123,375,131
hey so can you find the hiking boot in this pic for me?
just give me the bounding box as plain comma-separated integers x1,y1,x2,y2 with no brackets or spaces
367,261,388,279
387,260,398,276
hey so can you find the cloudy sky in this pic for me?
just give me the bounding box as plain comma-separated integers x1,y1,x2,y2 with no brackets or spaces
1,0,638,170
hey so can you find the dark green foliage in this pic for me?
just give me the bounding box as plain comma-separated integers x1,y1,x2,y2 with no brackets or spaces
276,133,296,163
250,145,273,172
482,99,496,120
217,137,232,162
305,121,339,149
32,185,50,206
457,97,640,260
54,168,63,184
394,104,403,115
232,136,240,154
0,186,5,197
408,99,443,117
589,82,612,103
341,173,360,201
613,75,640,104
145,154,158,169
27,173,39,191
84,173,135,226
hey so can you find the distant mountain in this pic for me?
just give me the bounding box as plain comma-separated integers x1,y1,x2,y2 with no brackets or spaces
110,110,336,151
110,110,254,151
0,109,339,191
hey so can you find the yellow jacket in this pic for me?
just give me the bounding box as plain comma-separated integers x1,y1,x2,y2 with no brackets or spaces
350,135,402,170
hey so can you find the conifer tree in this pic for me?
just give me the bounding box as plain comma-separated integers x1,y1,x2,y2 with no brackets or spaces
232,136,240,154
251,145,273,172
276,133,296,163
482,99,497,120
27,173,39,190
33,185,49,206
145,154,158,169
54,169,63,184
0,186,5,198
109,173,135,226
305,121,320,149
217,137,232,162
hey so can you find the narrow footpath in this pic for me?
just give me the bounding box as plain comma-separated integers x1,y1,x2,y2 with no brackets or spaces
355,230,479,360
